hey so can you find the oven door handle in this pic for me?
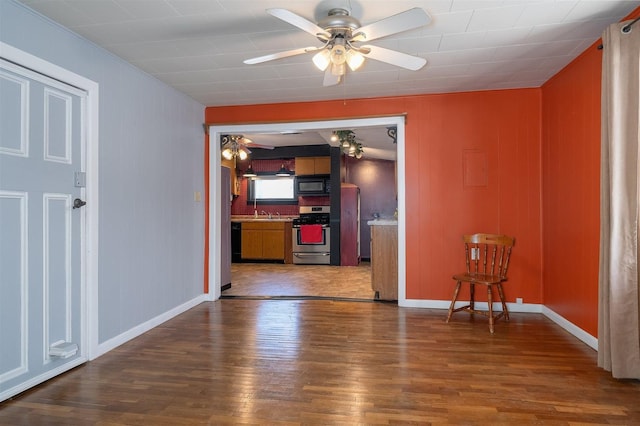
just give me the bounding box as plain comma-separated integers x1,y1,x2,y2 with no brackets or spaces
293,253,330,257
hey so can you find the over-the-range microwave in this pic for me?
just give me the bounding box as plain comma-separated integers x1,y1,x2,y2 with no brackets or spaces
295,176,331,196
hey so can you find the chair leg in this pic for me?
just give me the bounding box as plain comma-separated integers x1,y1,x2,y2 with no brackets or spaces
487,285,494,333
446,281,462,323
497,283,509,321
469,282,475,311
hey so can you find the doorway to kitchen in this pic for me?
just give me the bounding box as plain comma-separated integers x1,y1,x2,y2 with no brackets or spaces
207,116,406,302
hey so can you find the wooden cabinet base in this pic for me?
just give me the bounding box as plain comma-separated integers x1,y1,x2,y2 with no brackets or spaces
240,221,292,262
370,224,398,301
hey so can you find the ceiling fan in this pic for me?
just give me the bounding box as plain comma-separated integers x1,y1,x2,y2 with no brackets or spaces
244,7,431,86
220,134,274,161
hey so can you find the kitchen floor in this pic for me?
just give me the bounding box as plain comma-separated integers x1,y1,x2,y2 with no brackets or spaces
223,262,376,300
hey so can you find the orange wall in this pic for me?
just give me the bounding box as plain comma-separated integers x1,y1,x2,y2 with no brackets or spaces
206,89,543,304
541,46,602,336
541,8,640,337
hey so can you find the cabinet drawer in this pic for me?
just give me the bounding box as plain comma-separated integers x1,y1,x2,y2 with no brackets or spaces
242,221,285,230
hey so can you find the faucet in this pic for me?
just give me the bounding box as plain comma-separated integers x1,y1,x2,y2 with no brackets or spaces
275,212,281,219
260,210,272,219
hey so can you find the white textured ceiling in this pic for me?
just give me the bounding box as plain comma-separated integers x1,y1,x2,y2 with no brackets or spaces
17,0,639,159
19,0,639,107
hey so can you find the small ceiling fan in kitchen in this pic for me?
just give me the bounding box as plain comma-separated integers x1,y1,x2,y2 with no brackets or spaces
220,134,274,161
243,7,431,86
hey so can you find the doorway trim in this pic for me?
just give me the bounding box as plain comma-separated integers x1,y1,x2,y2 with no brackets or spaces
207,116,406,302
1,42,100,360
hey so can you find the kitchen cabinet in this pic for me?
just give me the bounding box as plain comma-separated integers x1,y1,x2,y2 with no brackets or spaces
369,221,398,300
295,156,330,176
241,221,286,261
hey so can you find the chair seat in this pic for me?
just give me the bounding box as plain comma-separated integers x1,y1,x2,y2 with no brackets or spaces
452,272,505,285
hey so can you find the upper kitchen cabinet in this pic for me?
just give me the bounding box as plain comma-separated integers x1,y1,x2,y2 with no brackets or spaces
295,156,331,176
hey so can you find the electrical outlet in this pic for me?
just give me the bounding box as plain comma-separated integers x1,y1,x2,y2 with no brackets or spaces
194,191,201,202
516,297,523,304
471,247,479,260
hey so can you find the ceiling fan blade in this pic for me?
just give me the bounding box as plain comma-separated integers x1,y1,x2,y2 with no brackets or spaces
245,142,275,150
352,8,431,42
244,46,319,65
361,45,427,71
267,8,331,39
323,68,341,86
241,137,275,150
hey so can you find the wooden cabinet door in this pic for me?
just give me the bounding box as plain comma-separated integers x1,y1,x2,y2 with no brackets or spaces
314,156,331,174
262,230,285,259
371,225,398,300
241,229,263,259
295,156,330,175
295,157,315,175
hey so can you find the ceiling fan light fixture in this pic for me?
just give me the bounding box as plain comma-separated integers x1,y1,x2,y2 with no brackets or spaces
222,147,234,160
330,39,347,65
238,149,248,161
222,134,249,161
312,49,331,71
346,50,365,71
244,7,431,86
331,62,346,76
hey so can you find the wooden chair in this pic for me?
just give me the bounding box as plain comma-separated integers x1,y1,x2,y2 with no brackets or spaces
446,233,515,333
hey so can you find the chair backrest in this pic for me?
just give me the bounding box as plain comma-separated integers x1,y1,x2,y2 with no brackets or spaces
463,233,515,279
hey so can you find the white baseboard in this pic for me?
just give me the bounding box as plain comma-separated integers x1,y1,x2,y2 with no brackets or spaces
400,299,542,313
93,294,208,360
401,299,597,350
542,306,598,350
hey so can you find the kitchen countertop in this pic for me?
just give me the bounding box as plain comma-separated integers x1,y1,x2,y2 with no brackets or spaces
231,215,297,222
367,219,398,226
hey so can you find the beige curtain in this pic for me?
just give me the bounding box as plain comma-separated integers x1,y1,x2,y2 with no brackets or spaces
598,19,640,379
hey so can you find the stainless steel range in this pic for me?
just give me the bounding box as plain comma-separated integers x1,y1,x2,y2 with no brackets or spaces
292,206,330,264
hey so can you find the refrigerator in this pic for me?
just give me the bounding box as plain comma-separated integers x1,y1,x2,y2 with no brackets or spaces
340,183,361,266
221,166,232,291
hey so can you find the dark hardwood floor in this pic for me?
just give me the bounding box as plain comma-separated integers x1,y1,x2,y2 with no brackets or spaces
1,296,639,424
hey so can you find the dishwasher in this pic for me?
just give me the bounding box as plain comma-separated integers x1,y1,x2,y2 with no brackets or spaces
231,222,242,263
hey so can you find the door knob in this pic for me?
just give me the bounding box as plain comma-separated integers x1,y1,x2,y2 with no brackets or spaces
73,198,86,209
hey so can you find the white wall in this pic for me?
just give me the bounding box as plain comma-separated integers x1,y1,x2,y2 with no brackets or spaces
1,1,206,353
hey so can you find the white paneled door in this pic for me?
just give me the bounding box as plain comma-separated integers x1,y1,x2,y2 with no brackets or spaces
0,59,86,400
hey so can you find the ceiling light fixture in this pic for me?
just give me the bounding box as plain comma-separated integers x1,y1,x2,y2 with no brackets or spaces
243,163,257,177
276,163,291,176
221,135,251,161
333,130,363,159
312,33,366,78
244,8,430,87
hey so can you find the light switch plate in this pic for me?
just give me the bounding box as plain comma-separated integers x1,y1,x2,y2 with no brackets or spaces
74,171,86,188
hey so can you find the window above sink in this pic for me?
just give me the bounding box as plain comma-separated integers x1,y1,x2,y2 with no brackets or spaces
247,175,296,205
